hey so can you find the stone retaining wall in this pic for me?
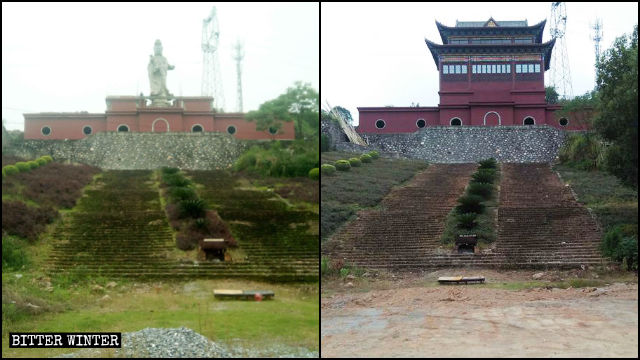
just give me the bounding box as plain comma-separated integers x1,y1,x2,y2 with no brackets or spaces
360,126,566,163
3,132,251,170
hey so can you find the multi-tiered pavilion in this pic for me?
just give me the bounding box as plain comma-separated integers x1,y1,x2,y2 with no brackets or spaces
358,18,588,133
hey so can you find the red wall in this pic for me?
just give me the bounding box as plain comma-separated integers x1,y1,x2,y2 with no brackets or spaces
24,96,296,140
24,115,107,140
358,108,440,133
214,115,296,140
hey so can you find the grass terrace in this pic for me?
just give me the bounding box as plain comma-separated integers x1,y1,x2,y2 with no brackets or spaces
320,151,428,241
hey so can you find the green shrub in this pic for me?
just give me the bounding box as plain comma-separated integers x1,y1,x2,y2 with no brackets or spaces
308,168,320,180
194,217,208,230
2,236,29,270
368,150,380,159
467,182,493,200
335,160,351,171
161,167,180,175
36,157,48,166
170,186,197,201
558,133,603,171
457,213,478,229
27,161,39,170
348,158,362,167
179,199,207,219
321,164,336,176
471,169,496,184
601,225,638,270
15,162,30,172
234,140,319,178
3,165,19,176
339,268,350,277
164,174,192,187
42,155,54,163
360,154,372,163
478,158,497,169
456,194,485,214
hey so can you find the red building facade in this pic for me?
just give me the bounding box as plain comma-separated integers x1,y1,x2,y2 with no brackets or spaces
358,18,587,133
24,96,295,140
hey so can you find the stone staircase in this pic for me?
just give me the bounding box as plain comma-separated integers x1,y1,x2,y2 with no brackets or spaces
323,164,477,269
45,170,317,282
489,163,605,268
324,163,606,270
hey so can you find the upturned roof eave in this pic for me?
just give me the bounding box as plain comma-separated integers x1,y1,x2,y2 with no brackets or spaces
435,19,547,44
424,38,556,70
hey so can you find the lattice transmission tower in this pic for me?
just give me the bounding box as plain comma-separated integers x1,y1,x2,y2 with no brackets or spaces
591,18,603,85
233,41,244,113
201,7,225,111
549,2,573,99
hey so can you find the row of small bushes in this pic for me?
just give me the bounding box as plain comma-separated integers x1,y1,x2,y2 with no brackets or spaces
160,167,236,251
321,150,379,176
451,158,498,237
2,155,53,177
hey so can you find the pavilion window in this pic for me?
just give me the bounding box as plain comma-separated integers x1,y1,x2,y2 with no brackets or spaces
528,64,534,73
516,64,521,73
535,64,541,73
443,65,448,74
507,64,511,73
491,64,495,73
455,65,461,74
461,65,467,74
472,65,476,73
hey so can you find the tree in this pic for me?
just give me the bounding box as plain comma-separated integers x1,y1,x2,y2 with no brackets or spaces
331,106,353,124
593,25,638,187
545,86,559,104
245,82,319,140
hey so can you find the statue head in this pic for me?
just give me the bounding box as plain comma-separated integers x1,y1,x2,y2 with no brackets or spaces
154,40,163,56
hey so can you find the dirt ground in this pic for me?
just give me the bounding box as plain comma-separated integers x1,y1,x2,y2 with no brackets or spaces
321,269,638,358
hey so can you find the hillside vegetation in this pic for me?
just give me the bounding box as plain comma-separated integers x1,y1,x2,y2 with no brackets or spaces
321,151,428,241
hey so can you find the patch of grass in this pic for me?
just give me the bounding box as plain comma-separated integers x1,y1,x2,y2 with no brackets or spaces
554,165,637,268
2,279,318,358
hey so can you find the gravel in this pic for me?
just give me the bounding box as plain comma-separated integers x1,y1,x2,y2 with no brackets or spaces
56,327,317,358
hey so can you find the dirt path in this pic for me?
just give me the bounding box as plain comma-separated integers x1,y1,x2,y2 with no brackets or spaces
322,275,638,358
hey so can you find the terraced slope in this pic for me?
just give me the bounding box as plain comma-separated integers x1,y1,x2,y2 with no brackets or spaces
491,163,605,268
45,171,175,277
46,170,317,281
326,163,606,270
189,170,318,281
324,164,477,269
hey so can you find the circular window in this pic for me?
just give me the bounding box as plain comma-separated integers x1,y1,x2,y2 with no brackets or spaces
523,117,535,125
416,119,426,128
227,125,237,135
117,125,129,132
268,127,278,135
192,125,203,133
83,125,92,135
559,118,569,127
41,126,51,136
375,119,386,129
450,118,462,126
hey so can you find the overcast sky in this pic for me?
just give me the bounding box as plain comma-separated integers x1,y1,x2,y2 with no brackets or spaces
321,2,638,125
2,2,319,130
